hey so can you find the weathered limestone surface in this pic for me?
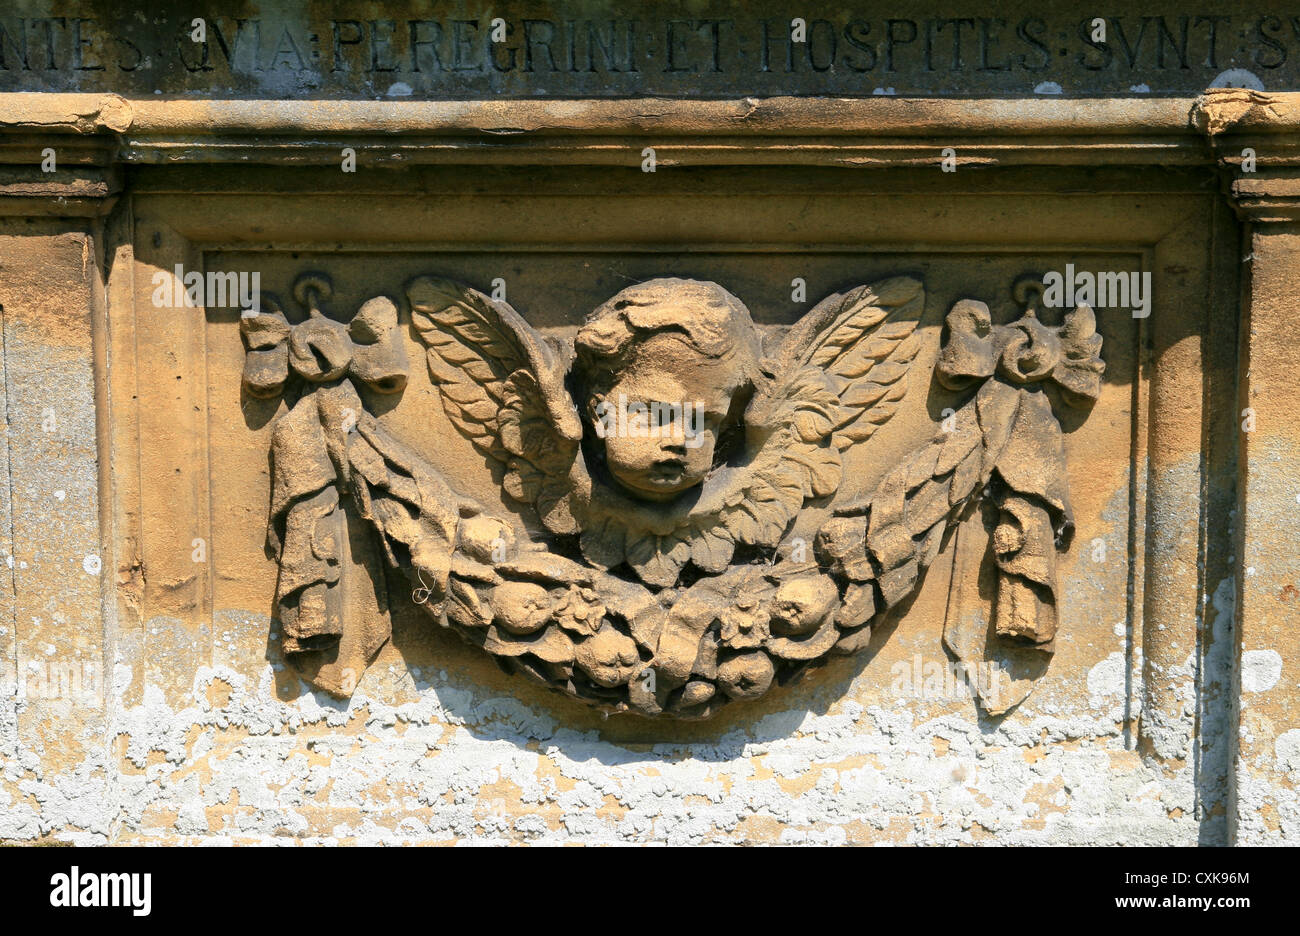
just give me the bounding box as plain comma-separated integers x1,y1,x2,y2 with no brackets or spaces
0,5,1295,846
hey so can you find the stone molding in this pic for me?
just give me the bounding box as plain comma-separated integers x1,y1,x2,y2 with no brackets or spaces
0,84,1294,841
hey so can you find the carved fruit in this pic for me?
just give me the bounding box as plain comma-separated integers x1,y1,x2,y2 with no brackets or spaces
716,652,775,700
770,577,839,636
766,617,840,661
458,515,515,563
491,581,552,635
575,624,641,688
815,517,866,565
679,680,716,707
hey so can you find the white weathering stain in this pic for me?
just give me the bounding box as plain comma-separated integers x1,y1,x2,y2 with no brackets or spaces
1241,649,1283,693
1087,652,1127,698
1276,730,1300,775
0,642,1234,846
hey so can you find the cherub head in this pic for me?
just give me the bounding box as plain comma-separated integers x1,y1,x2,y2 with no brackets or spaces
574,278,764,501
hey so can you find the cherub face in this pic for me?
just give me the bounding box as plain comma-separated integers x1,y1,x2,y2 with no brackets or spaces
588,336,742,502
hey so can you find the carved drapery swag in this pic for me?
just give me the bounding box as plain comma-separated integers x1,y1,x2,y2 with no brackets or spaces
242,272,1103,717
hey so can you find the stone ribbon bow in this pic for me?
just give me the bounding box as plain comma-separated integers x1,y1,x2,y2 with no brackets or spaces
240,278,408,399
935,289,1104,652
239,278,417,695
936,288,1105,407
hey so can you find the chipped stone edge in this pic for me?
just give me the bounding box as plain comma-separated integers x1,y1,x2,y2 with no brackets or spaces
0,93,131,135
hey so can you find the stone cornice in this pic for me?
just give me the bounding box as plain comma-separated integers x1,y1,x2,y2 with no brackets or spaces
0,93,1212,169
1193,88,1300,221
11,91,1300,218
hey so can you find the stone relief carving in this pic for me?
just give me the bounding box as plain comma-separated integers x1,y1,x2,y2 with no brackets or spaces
240,272,1104,718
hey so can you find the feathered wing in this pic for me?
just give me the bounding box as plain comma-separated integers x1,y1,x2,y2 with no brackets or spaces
755,276,941,607
763,276,924,451
695,278,923,581
407,276,585,533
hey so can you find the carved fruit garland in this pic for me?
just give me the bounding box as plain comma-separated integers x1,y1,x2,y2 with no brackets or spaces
245,273,1103,718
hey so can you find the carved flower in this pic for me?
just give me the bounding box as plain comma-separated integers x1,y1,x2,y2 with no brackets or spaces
553,584,605,638
814,516,868,578
718,593,770,650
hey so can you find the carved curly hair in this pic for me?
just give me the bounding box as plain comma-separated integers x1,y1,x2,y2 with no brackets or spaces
573,278,765,398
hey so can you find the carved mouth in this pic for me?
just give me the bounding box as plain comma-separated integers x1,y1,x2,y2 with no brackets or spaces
649,458,687,482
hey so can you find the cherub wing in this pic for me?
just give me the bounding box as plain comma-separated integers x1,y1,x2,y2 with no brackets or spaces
760,277,924,452
407,276,585,533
